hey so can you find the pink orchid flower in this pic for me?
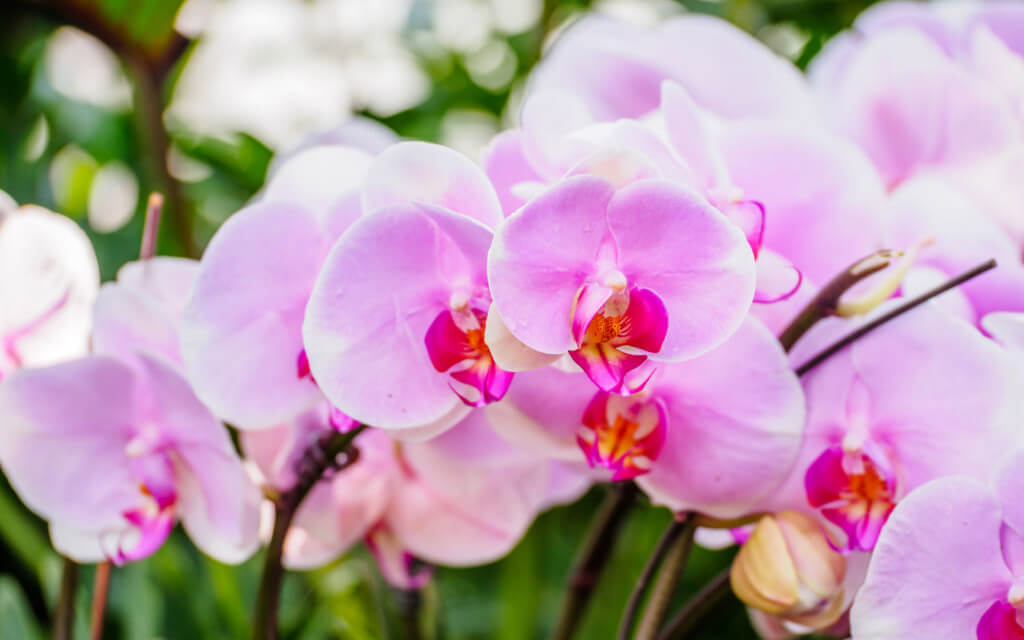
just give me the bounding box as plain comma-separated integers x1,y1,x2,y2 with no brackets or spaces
883,177,1024,323
0,205,98,380
0,352,260,565
0,255,261,565
303,142,512,433
245,405,588,585
180,145,373,429
485,173,756,393
486,316,804,520
775,305,1021,552
849,449,1024,640
484,80,887,335
811,2,1024,191
528,14,815,123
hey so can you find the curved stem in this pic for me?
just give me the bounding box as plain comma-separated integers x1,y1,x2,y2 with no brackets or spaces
616,516,690,640
778,250,901,352
53,558,78,640
551,482,638,640
251,425,367,640
632,516,698,640
796,259,997,376
655,569,731,640
89,562,111,640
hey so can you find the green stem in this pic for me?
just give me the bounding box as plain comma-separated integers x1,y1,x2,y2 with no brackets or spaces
251,425,367,640
632,517,698,640
655,569,731,640
551,482,638,640
617,515,691,640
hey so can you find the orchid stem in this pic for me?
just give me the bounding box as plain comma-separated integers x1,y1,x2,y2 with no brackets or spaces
89,562,111,640
617,515,691,640
139,193,164,261
551,482,638,640
654,568,732,640
796,259,997,376
395,587,424,640
778,249,902,352
632,516,697,640
53,558,78,640
251,425,367,640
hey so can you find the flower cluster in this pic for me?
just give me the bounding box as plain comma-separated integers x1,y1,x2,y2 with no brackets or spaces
2,2,1024,638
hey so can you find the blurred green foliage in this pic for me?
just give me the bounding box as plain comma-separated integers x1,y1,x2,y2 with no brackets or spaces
0,0,876,637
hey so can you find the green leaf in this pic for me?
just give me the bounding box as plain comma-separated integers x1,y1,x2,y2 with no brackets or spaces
0,576,43,640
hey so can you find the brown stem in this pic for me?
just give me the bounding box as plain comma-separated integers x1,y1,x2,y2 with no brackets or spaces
53,558,78,640
551,482,639,640
89,562,111,640
796,259,997,376
129,57,196,258
778,249,902,352
616,515,691,640
654,568,731,640
632,516,698,640
251,425,367,640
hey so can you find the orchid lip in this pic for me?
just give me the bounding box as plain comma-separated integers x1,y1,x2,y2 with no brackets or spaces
805,445,898,552
424,307,513,407
576,391,666,481
569,285,668,392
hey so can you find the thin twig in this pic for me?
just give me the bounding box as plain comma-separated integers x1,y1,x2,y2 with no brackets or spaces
551,482,639,640
53,558,78,640
796,259,997,376
654,568,732,640
251,425,367,640
778,250,901,352
89,562,111,640
616,517,689,640
632,516,698,640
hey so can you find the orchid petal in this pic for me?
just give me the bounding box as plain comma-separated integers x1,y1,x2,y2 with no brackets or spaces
488,175,617,354
609,179,755,361
180,201,336,429
636,317,805,518
850,477,1010,640
362,141,502,229
0,206,98,375
304,204,491,430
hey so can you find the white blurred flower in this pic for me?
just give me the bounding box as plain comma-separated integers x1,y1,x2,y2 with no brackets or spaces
169,0,427,149
88,162,139,233
44,27,132,110
440,108,498,158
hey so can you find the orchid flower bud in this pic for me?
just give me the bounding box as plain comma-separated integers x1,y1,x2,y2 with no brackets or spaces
730,511,847,631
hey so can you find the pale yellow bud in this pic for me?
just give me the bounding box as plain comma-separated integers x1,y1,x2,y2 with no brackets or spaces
730,511,847,631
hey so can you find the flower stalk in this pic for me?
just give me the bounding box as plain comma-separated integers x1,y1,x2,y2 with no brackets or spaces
632,515,698,640
89,562,111,640
53,558,78,640
796,259,997,376
251,424,367,640
551,482,639,640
